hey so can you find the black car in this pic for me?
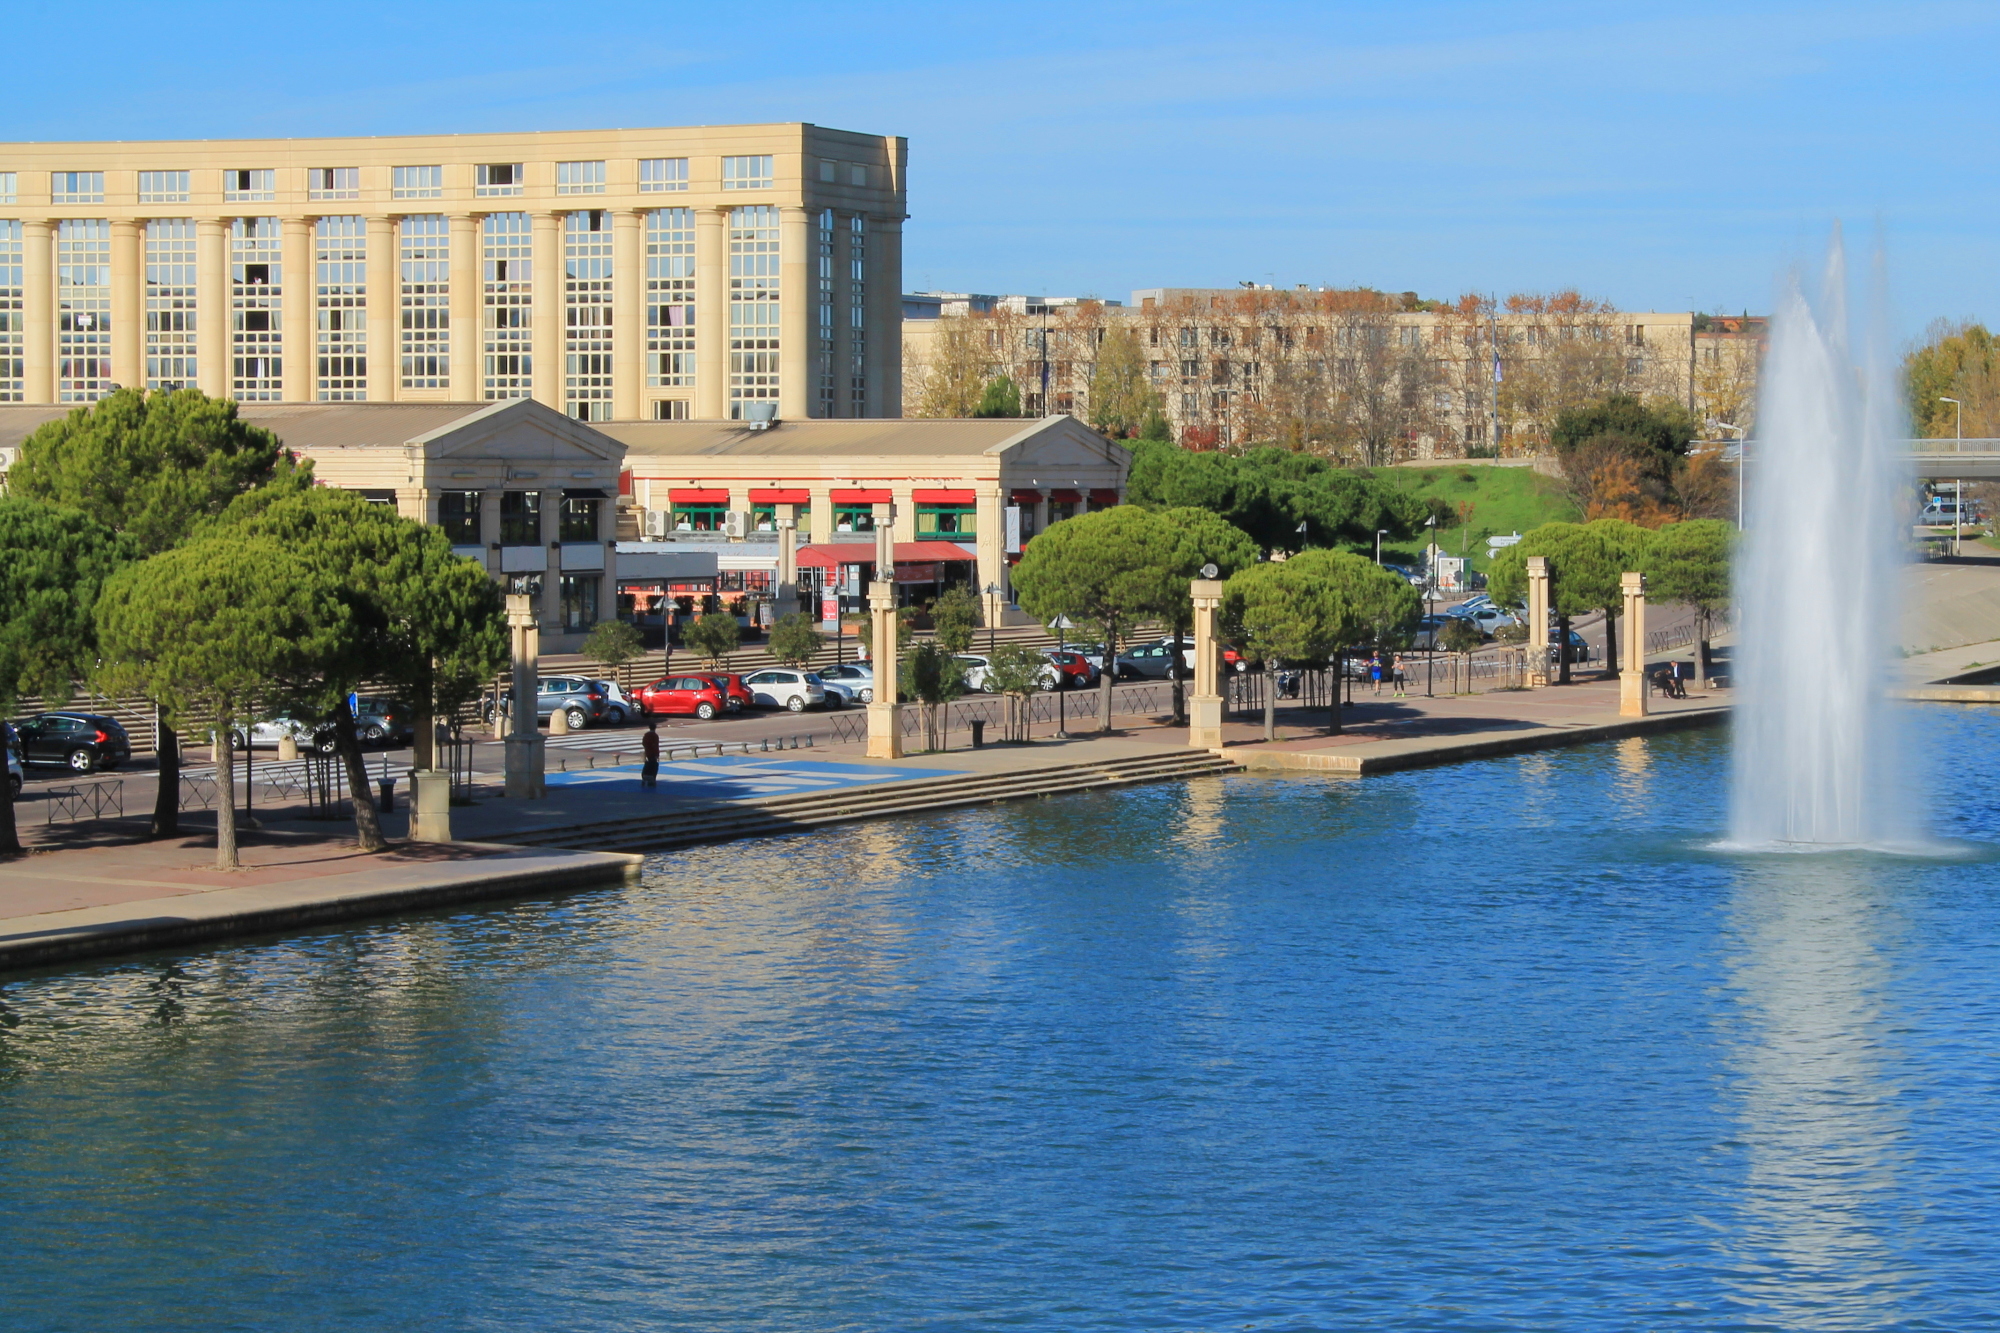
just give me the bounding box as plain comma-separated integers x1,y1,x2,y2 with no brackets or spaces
12,712,133,774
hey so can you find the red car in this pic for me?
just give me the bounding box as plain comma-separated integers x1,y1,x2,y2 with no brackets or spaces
636,675,730,720
1042,650,1098,689
702,674,755,711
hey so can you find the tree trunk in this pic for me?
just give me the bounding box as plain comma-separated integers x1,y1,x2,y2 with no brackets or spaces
1603,608,1618,680
150,706,179,838
1694,612,1710,690
214,720,240,870
1098,640,1116,733
1263,657,1277,741
1328,652,1343,734
1557,614,1573,684
1170,624,1188,726
332,697,388,852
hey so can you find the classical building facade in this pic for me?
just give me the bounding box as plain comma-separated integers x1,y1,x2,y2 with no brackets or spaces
0,124,907,422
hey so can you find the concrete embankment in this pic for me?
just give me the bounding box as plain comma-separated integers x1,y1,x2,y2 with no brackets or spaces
1228,703,1729,774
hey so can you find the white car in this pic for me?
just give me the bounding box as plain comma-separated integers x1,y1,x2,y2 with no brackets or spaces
587,679,642,724
742,668,828,712
955,654,1060,693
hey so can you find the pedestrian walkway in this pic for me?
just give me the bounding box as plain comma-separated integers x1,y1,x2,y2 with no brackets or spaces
543,756,961,800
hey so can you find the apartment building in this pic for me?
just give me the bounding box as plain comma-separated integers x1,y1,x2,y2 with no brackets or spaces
0,124,908,422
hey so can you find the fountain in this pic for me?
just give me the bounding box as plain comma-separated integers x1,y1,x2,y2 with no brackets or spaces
1729,229,1917,849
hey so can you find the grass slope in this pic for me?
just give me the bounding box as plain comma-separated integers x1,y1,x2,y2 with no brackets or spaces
1369,463,1580,570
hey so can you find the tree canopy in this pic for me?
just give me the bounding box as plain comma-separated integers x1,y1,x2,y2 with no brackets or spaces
972,375,1022,418
1222,549,1416,738
1486,522,1621,622
1548,393,1700,524
1646,519,1733,613
1086,327,1163,438
10,387,312,555
1124,440,1430,553
1905,321,2000,439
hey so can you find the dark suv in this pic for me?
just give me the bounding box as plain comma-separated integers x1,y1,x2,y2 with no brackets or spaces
12,713,133,774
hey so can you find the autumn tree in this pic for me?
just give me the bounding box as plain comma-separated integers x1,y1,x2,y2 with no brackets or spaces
1905,321,2000,438
908,318,992,418
1086,327,1163,438
1551,394,1699,524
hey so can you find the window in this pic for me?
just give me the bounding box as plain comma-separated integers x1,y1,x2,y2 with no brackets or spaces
57,220,112,402
1179,327,1196,349
556,160,605,194
440,492,481,544
231,218,283,400
645,208,694,388
226,169,275,202
0,173,14,205
393,165,443,199
728,205,780,416
52,172,104,205
559,575,599,631
673,504,727,532
309,168,360,200
816,209,835,416
138,170,189,203
477,163,523,196
847,215,866,416
639,158,688,192
722,155,773,191
564,210,613,420
315,216,367,399
482,213,532,399
0,221,22,402
833,506,877,533
652,398,688,420
818,161,837,183
399,215,448,389
560,496,600,542
500,491,542,545
916,504,974,537
144,219,198,391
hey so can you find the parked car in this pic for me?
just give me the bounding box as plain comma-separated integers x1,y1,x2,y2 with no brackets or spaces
1410,614,1456,651
635,676,731,720
955,654,1059,693
1042,649,1098,689
585,680,643,725
534,678,612,729
227,715,316,751
741,669,827,712
351,696,417,748
817,662,876,703
702,674,755,712
1445,605,1520,639
1113,641,1190,681
10,713,133,774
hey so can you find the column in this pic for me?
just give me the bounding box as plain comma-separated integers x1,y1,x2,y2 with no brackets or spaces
1526,555,1551,687
866,215,904,416
1620,571,1648,718
281,217,313,401
866,578,903,759
477,489,502,570
531,211,563,410
537,485,562,631
194,219,226,399
111,220,141,390
504,593,545,799
873,501,897,584
21,220,52,403
449,213,480,401
366,215,397,401
976,484,1005,608
1188,578,1225,750
612,208,643,420
809,485,833,552
778,205,810,421
777,516,798,615
694,206,727,419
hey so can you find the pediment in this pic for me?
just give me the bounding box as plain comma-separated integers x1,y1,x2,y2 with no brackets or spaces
421,400,627,465
989,417,1131,470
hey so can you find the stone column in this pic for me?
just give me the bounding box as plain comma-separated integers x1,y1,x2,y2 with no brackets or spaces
477,489,502,569
281,217,314,401
111,219,142,390
194,218,226,398
21,220,53,403
1526,555,1551,687
867,215,904,416
504,593,545,799
776,515,798,614
531,211,563,410
1620,572,1649,717
873,500,896,584
366,215,397,401
976,484,1004,606
694,206,727,419
537,486,562,630
778,205,810,421
448,213,480,401
1188,578,1226,750
612,208,643,421
865,578,903,759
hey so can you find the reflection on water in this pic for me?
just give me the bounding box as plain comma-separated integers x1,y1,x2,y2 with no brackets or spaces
0,717,1996,1330
1722,857,1914,1328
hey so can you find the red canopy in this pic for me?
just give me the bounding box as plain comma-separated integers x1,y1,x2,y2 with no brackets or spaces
912,488,975,504
794,540,977,570
831,488,892,503
669,488,729,503
749,488,810,503
1046,489,1083,503
1010,488,1043,503
1090,488,1120,504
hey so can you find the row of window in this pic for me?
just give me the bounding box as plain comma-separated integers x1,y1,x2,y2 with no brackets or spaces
665,503,977,538
6,157,778,206
437,491,602,546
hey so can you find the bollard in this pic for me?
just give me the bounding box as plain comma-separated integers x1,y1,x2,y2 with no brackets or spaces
549,705,569,736
277,733,299,762
377,778,396,814
970,719,986,748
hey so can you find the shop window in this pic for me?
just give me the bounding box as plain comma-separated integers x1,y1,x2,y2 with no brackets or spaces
559,575,599,631
440,491,481,544
500,490,541,544
916,504,975,537
560,496,599,542
833,506,877,533
1048,500,1077,523
673,504,727,532
751,504,777,532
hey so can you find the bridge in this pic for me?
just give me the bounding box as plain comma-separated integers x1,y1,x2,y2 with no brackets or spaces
1706,438,2000,481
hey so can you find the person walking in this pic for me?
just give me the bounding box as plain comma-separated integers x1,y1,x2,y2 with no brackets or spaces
1392,653,1408,697
1369,652,1384,696
640,718,661,789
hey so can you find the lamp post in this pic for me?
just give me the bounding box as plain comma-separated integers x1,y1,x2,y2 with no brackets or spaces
1374,529,1389,564
1941,396,1964,557
1051,615,1072,738
1424,514,1437,698
1715,421,1748,529
984,581,1000,654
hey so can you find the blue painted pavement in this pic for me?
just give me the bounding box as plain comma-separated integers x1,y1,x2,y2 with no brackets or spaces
541,755,962,801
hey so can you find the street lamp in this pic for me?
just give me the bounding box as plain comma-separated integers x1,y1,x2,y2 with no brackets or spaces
1941,396,1964,557
1423,514,1437,698
1374,529,1390,564
983,581,1001,653
1713,422,1748,529
1050,614,1073,738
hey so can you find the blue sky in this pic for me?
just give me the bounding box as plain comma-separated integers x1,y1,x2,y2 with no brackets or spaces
17,1,1998,337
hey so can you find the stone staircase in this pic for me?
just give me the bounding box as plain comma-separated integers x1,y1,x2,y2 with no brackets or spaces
497,749,1241,855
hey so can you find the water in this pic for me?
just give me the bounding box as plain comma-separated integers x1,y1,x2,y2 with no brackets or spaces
1731,229,1915,848
3,716,1998,1331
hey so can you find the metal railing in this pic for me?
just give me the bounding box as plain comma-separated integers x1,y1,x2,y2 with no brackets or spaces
44,778,123,826
1645,611,1734,657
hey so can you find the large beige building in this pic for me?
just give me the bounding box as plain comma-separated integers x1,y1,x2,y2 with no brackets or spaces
0,124,907,422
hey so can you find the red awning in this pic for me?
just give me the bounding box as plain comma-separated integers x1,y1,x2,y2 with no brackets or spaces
669,488,729,503
1090,488,1120,504
831,488,892,503
894,540,978,562
749,488,810,503
794,540,977,570
1010,488,1042,504
912,488,975,504
1046,489,1083,503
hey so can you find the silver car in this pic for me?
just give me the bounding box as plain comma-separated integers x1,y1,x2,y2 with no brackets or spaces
816,662,876,704
742,669,828,712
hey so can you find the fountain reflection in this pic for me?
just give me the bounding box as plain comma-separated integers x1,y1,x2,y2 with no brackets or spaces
1720,855,1915,1328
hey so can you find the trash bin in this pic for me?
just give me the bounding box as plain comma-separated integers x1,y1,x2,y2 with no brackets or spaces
377,778,396,814
969,719,986,748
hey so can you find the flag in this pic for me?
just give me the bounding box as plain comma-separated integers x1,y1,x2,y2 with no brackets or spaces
1492,349,1503,384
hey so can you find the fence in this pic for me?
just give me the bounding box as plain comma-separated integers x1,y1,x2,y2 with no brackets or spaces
1645,611,1734,657
43,778,124,826
823,684,1175,749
